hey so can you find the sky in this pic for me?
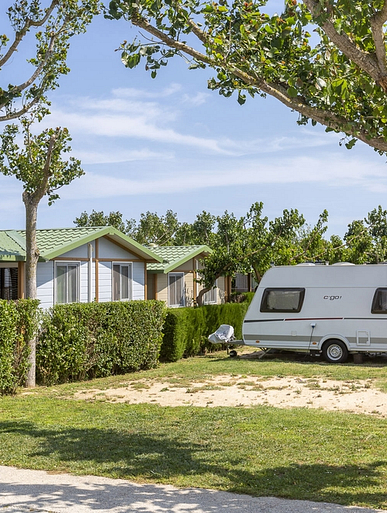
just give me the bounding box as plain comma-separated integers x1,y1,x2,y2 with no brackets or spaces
1,2,387,238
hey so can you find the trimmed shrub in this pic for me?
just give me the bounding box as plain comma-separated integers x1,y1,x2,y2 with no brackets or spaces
37,300,166,385
0,299,40,395
161,299,252,362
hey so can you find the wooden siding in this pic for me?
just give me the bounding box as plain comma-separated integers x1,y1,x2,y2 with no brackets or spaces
183,272,195,306
156,274,168,304
79,261,91,303
98,237,137,260
132,262,145,300
59,241,95,259
98,261,112,302
36,262,54,309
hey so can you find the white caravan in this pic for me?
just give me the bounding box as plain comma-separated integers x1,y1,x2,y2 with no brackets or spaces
209,263,387,363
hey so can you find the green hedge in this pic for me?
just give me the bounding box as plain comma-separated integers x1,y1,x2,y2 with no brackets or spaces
0,299,40,395
37,300,166,386
1,294,253,390
161,298,253,362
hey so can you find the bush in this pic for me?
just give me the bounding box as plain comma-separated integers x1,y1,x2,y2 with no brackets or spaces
161,300,252,362
0,299,40,395
37,300,166,385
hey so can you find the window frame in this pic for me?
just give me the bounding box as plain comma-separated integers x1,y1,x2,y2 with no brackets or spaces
55,261,80,305
168,272,185,307
203,280,218,305
260,287,305,313
371,288,387,314
112,262,133,302
0,266,18,300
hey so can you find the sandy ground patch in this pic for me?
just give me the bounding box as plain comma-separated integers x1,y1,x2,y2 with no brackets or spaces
74,373,387,417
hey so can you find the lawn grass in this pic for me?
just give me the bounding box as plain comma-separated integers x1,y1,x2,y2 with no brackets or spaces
1,350,387,510
32,349,387,398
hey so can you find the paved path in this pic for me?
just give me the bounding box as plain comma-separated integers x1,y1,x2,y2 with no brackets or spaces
0,466,384,513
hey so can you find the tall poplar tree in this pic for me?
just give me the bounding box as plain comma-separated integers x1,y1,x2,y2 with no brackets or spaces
0,117,84,386
1,0,100,121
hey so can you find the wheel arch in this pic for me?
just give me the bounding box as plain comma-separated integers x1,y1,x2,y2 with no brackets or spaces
318,335,350,352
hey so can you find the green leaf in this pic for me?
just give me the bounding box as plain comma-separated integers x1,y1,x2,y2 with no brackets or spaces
345,138,356,150
287,86,298,98
237,92,246,105
123,53,141,69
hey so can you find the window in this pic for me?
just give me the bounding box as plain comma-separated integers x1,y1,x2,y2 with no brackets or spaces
260,288,305,313
0,267,18,300
56,263,79,304
203,282,217,304
168,273,184,307
372,288,387,314
112,263,132,301
234,273,249,292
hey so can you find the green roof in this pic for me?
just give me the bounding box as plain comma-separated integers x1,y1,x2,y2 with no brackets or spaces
147,245,212,273
0,231,25,261
0,227,163,263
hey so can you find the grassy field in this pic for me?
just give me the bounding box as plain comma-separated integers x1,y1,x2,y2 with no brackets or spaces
1,350,387,510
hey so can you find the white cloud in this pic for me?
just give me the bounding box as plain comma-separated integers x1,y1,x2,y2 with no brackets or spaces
61,153,387,200
76,148,174,165
46,107,232,154
112,83,182,99
46,96,339,160
182,92,210,106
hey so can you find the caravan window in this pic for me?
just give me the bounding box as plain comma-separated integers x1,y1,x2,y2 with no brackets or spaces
371,288,387,314
260,288,305,313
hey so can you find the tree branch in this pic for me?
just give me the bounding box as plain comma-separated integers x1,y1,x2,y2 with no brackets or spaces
303,0,387,89
370,0,387,78
0,93,41,122
31,129,59,203
131,10,387,153
0,0,59,68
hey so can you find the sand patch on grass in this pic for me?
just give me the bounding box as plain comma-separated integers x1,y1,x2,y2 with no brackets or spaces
74,373,387,417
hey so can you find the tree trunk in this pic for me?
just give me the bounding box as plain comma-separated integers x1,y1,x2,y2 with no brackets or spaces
23,192,40,388
252,265,262,285
196,286,211,307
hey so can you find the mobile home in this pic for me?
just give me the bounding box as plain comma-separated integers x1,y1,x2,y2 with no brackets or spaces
210,263,387,363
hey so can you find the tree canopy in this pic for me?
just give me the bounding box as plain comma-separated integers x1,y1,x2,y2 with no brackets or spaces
0,117,84,300
107,0,387,154
75,203,387,303
1,0,100,121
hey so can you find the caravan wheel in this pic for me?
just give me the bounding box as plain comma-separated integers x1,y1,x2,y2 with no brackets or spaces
322,340,348,364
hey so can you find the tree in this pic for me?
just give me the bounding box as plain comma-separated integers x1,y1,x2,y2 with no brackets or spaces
343,206,387,263
365,205,387,262
74,208,180,244
107,0,387,154
174,211,216,246
0,116,84,386
195,203,331,305
131,210,180,245
74,209,128,233
1,0,100,121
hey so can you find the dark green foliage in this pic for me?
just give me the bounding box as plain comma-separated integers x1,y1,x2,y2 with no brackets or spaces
0,299,40,394
37,301,166,386
161,300,252,361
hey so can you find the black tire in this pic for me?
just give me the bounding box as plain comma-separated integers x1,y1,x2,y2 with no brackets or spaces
322,339,348,363
229,350,238,358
